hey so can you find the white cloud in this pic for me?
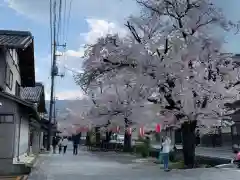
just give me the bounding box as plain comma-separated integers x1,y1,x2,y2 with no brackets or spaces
55,90,85,100
58,18,127,73
82,18,128,44
65,49,84,57
44,88,85,101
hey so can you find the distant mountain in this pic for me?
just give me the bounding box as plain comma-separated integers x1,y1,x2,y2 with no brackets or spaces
45,99,92,127
46,99,91,112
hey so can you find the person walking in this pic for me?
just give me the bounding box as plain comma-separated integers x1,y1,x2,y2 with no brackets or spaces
72,134,80,155
161,136,171,171
195,129,200,146
62,137,69,154
52,136,58,154
58,138,63,154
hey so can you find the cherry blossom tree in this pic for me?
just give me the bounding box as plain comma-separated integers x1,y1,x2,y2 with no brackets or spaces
81,74,158,151
76,0,239,167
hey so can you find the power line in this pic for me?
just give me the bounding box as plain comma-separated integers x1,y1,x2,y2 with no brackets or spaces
60,0,73,77
64,66,82,74
65,0,73,44
62,0,67,43
57,0,62,45
49,0,53,68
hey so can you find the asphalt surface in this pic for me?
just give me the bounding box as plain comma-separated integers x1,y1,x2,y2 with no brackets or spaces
28,147,240,180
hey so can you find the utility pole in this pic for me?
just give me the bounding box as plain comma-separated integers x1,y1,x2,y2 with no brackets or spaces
47,0,57,151
53,97,58,124
47,0,66,151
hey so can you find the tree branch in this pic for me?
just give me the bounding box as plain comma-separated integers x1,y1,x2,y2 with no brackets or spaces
125,21,142,43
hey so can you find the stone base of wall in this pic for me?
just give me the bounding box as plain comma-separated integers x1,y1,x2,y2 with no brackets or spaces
201,133,232,147
0,159,31,176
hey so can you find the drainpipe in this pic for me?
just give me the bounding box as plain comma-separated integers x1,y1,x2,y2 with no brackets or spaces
17,116,22,162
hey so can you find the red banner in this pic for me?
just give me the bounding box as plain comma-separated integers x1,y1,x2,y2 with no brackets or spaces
110,126,120,133
155,124,161,133
139,126,145,136
76,126,89,133
127,127,132,135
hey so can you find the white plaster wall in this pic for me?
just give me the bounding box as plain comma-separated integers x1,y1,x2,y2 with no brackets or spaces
0,96,18,159
32,130,40,154
0,49,6,89
14,117,29,157
4,49,21,95
0,124,15,158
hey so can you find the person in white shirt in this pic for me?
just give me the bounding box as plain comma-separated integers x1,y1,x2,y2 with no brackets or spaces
161,136,171,171
62,137,69,154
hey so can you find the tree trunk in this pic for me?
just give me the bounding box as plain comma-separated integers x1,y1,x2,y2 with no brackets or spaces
181,120,197,168
105,131,112,142
124,131,132,152
123,118,132,152
155,132,160,142
85,132,90,146
95,127,101,147
105,131,112,149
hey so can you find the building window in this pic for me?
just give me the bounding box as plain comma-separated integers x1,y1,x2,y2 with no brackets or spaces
0,114,14,123
15,81,20,96
5,64,13,90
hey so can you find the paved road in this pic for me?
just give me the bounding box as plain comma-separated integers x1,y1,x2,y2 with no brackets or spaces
28,148,240,180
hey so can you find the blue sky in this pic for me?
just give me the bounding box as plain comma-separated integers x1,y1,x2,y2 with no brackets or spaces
1,0,240,100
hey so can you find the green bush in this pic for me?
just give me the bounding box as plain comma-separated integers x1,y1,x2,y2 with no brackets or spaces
135,137,151,158
169,150,176,162
87,131,96,146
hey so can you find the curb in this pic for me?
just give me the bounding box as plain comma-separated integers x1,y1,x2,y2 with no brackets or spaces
0,175,28,180
16,175,28,180
21,175,28,180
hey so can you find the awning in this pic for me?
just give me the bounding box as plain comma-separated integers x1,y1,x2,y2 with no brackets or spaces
0,91,40,121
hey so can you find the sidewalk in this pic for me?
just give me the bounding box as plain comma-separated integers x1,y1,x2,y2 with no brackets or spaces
152,144,233,161
195,147,233,161
27,148,240,180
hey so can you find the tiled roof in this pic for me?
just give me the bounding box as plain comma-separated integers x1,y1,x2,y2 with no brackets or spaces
0,30,33,49
20,86,43,103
